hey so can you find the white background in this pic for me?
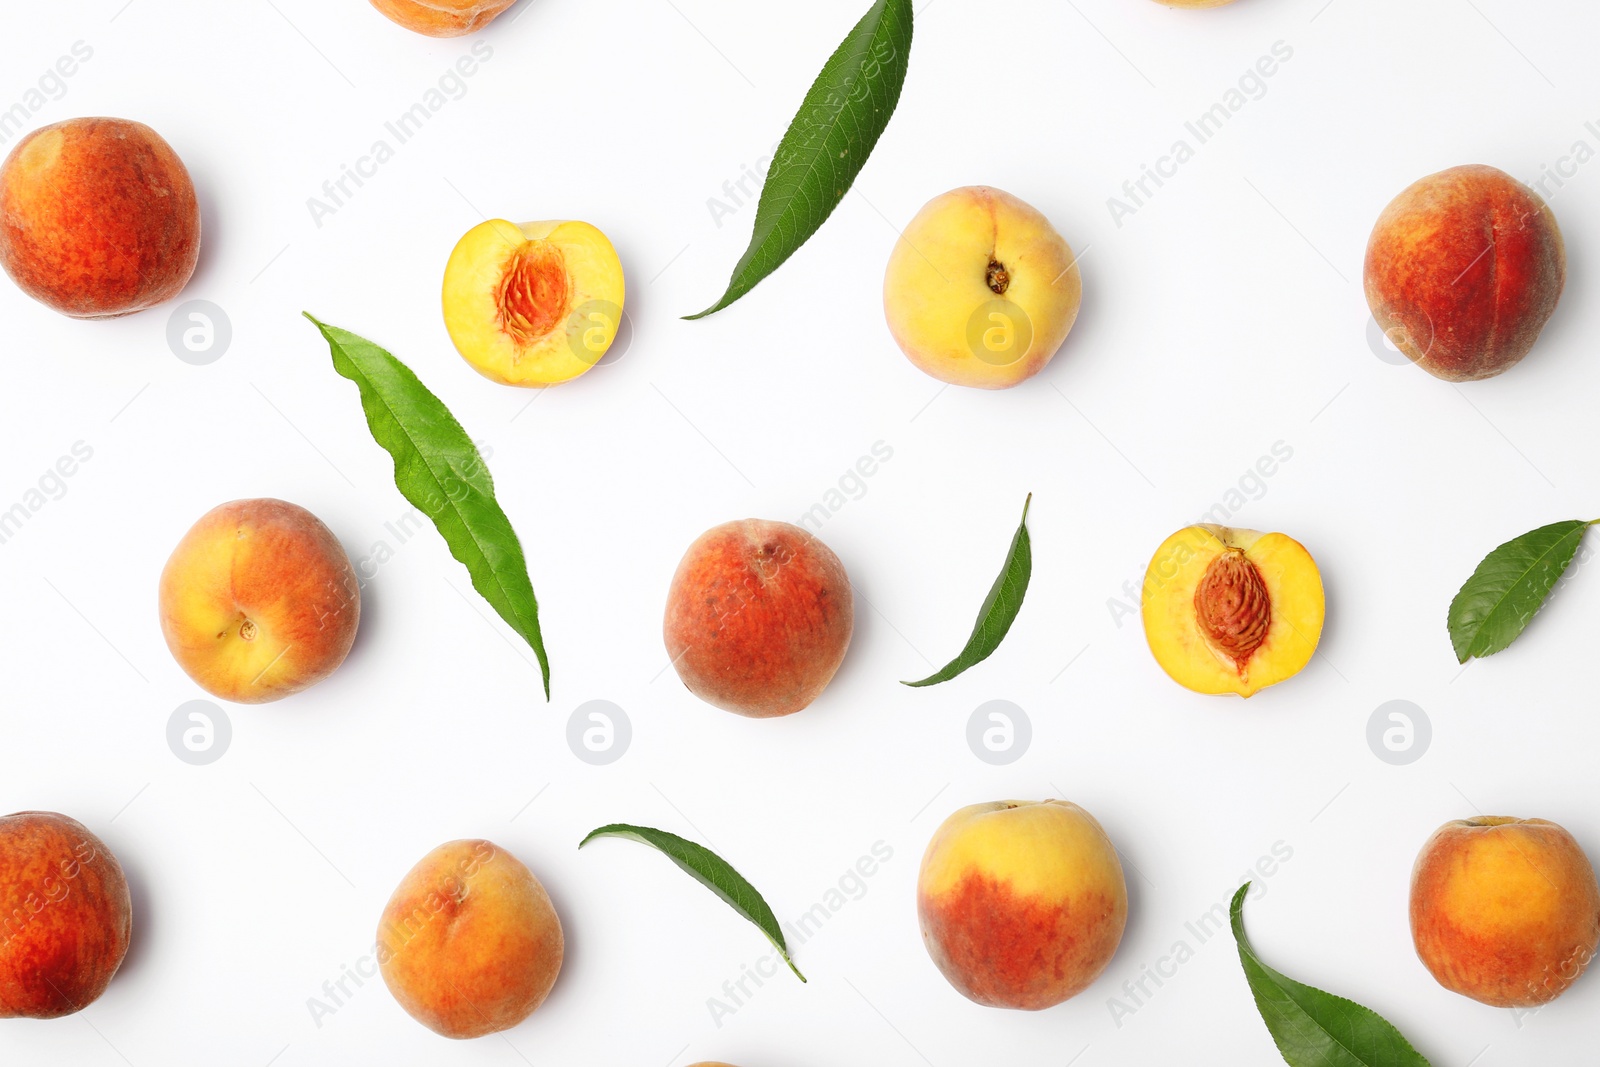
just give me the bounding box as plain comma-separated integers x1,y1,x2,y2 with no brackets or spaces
2,0,1598,1063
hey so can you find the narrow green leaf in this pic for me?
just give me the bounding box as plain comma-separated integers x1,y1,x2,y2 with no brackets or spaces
1447,519,1595,663
903,493,1032,687
686,0,913,319
1231,885,1430,1067
304,313,550,698
579,823,805,982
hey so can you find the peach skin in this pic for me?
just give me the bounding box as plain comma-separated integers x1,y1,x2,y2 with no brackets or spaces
1365,165,1565,381
371,0,516,36
918,800,1127,1009
378,839,563,1038
159,499,359,704
884,187,1081,389
1411,816,1600,1007
663,519,853,718
0,812,131,1019
0,117,199,318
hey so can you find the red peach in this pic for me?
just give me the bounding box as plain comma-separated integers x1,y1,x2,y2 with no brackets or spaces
1365,165,1565,381
0,117,199,318
663,519,853,718
0,812,131,1019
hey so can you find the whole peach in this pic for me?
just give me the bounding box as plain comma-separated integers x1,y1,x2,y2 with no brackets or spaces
370,0,517,36
918,800,1127,1009
663,519,853,718
0,117,199,318
378,840,563,1038
1411,816,1600,1007
159,499,359,704
1365,165,1564,381
0,812,131,1019
883,187,1082,389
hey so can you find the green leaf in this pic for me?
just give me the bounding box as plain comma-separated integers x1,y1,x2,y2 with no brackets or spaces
1231,885,1430,1067
903,493,1032,687
579,823,805,982
686,0,913,319
304,314,550,698
1447,519,1595,663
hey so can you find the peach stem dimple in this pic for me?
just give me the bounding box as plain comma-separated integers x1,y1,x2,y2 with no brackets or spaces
238,619,258,641
986,257,1011,296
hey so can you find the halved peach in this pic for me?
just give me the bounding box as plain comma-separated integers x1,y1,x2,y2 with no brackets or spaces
442,218,625,387
1141,525,1323,697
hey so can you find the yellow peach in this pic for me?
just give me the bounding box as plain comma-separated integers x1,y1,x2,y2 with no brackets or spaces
884,187,1082,389
378,839,564,1038
1411,817,1600,1007
1141,524,1324,697
442,218,625,386
158,499,360,704
918,800,1127,1009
